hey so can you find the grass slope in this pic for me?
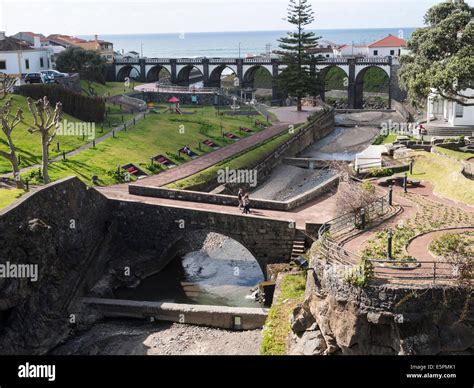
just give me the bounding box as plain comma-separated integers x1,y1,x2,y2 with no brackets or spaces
22,105,266,186
260,273,306,355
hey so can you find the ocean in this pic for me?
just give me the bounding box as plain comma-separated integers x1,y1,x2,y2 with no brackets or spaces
80,28,416,58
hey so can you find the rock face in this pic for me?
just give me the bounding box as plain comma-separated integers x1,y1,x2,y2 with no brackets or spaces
0,178,111,355
289,261,474,355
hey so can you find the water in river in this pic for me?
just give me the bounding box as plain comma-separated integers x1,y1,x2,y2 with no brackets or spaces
115,234,264,308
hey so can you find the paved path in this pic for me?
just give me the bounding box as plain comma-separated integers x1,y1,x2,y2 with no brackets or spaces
406,228,474,264
97,185,337,228
134,122,290,188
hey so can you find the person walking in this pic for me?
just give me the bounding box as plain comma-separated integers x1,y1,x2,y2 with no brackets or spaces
238,188,244,209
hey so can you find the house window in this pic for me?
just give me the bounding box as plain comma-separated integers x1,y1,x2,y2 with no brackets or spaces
25,59,30,69
455,104,464,118
373,50,378,56
390,50,395,56
0,61,6,70
40,57,44,67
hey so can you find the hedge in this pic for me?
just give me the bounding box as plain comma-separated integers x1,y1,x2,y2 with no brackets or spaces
16,84,105,123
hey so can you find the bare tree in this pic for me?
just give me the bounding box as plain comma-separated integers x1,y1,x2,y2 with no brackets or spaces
335,180,378,218
0,73,17,100
26,97,63,184
0,100,24,189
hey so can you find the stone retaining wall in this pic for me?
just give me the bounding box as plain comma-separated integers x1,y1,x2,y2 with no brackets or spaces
130,174,339,211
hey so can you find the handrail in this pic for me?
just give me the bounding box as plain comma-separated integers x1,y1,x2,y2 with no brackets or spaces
317,194,469,284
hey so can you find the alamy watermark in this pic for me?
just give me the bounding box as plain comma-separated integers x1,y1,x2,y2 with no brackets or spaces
217,167,258,187
57,119,96,140
380,120,425,136
0,261,38,282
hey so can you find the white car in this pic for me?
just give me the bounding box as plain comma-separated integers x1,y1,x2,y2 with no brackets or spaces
40,70,68,81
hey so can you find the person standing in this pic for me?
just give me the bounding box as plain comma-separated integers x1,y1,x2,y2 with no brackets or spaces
243,194,251,214
238,188,244,209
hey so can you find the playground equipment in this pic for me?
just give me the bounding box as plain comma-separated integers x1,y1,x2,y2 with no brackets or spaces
167,96,182,114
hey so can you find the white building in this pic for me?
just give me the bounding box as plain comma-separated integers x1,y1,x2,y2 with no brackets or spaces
0,32,50,76
427,85,474,127
338,44,369,57
368,34,407,57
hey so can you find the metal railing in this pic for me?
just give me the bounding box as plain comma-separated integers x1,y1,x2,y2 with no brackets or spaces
317,195,470,284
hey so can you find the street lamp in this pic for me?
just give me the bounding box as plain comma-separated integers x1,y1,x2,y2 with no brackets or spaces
387,230,393,260
238,42,242,59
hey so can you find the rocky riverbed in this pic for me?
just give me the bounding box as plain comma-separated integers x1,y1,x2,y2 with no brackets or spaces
52,320,262,355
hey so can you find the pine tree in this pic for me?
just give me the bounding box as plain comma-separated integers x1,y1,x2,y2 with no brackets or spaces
278,0,320,111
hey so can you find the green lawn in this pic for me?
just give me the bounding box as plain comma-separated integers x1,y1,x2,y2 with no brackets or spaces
372,133,398,145
260,273,306,355
21,105,267,186
80,81,144,98
407,151,474,205
0,188,25,210
433,145,474,161
0,94,140,175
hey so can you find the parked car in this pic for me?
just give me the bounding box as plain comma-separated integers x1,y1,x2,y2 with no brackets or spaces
24,73,44,84
40,70,68,83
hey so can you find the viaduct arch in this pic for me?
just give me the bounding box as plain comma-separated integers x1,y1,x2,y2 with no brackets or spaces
114,56,402,108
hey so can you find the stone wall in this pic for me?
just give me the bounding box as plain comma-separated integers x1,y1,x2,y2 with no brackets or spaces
0,177,111,355
289,260,473,355
186,110,335,192
105,198,296,282
129,175,339,212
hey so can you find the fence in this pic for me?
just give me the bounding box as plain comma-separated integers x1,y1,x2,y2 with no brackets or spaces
317,194,469,285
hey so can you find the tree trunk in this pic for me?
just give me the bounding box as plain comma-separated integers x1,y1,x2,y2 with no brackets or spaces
5,135,23,189
42,140,50,184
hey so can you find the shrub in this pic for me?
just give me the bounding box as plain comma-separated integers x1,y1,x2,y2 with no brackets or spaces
16,84,105,122
369,167,394,177
344,258,374,288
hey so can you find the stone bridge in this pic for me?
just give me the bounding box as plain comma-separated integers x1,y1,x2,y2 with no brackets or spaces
113,56,403,108
108,190,297,277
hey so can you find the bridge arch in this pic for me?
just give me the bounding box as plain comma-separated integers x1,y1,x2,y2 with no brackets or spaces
317,65,349,104
146,65,172,83
243,65,273,89
159,230,266,278
176,65,204,86
354,65,390,109
208,65,238,88
116,65,141,82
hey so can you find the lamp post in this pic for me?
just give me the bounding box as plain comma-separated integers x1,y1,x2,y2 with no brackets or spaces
387,230,393,260
238,42,242,59
404,172,408,193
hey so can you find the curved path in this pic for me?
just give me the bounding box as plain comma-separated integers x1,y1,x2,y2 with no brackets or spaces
406,228,474,263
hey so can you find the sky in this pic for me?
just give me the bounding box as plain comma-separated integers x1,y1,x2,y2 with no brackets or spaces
0,0,472,36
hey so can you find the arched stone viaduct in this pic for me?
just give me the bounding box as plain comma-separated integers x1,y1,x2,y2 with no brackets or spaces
113,56,404,109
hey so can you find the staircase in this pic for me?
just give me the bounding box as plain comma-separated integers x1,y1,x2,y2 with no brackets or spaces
291,230,307,260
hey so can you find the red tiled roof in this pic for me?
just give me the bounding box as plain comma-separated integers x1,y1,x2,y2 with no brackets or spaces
369,34,407,48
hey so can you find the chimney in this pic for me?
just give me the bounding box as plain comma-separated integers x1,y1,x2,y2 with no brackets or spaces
33,35,41,48
94,34,98,42
0,32,6,41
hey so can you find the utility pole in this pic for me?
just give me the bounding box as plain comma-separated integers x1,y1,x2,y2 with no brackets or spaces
239,42,242,59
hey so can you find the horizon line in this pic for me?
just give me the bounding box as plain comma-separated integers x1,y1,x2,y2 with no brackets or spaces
75,26,421,37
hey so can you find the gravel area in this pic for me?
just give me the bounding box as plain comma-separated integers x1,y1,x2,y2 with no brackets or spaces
252,166,335,201
53,320,262,356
